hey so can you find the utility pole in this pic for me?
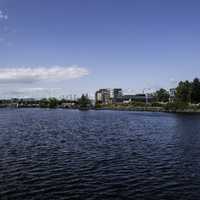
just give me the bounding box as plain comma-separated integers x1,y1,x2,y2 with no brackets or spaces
143,88,152,105
145,93,148,104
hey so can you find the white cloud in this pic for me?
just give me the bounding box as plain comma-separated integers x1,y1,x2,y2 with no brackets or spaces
0,87,63,99
0,10,8,20
0,66,89,84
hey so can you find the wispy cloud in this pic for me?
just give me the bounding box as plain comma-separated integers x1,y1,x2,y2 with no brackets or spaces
0,87,63,99
0,66,89,84
0,10,8,20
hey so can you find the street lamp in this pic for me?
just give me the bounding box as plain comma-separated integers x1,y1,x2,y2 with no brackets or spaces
143,88,152,104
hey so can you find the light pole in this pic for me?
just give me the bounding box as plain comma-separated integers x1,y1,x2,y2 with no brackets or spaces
143,88,152,105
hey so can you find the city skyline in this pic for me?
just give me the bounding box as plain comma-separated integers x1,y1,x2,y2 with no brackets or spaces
0,0,200,98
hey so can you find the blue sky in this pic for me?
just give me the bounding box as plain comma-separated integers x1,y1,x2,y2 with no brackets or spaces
0,0,200,98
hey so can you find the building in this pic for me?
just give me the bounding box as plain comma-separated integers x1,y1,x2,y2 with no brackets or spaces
123,94,156,103
110,88,123,103
112,88,123,98
123,95,136,103
95,89,111,104
95,88,156,104
95,88,123,104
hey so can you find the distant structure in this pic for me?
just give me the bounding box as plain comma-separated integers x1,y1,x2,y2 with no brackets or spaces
95,88,155,104
95,89,111,104
95,88,123,104
110,88,123,103
123,94,155,103
122,95,135,103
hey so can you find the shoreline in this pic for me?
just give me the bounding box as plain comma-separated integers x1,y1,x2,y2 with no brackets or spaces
94,107,200,113
1,106,200,113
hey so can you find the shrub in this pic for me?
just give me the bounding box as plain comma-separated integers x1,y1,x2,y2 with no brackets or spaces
164,101,189,111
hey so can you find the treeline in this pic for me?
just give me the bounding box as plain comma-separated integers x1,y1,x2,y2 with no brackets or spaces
39,98,70,108
39,95,92,108
155,78,200,104
154,78,200,111
176,78,200,103
0,95,92,109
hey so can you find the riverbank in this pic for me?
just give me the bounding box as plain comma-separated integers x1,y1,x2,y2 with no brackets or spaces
95,106,165,112
94,106,200,113
1,104,200,113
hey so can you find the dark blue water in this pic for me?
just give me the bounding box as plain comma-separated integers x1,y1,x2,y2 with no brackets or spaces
1,109,200,199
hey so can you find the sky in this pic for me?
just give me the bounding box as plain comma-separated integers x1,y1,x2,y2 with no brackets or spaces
0,0,200,98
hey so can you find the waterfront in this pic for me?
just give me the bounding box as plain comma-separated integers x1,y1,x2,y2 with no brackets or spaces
1,109,200,199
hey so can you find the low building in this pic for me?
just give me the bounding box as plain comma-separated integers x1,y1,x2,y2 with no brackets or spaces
123,95,135,103
123,94,155,103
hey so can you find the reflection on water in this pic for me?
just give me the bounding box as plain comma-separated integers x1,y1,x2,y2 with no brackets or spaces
1,109,200,199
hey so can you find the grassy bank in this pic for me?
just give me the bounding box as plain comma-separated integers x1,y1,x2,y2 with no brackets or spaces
95,102,200,113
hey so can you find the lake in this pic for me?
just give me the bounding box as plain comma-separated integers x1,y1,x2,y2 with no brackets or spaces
1,109,200,199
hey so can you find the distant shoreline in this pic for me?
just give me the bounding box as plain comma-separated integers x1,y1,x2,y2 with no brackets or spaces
94,107,200,113
1,106,200,114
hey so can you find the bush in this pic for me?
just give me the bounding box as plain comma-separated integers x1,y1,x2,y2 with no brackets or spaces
151,102,164,107
164,101,189,111
48,98,59,108
39,98,49,108
131,102,146,107
95,103,102,109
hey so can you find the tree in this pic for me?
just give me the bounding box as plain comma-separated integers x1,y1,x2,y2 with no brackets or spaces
39,98,49,108
176,81,192,103
39,98,59,108
48,98,59,108
78,94,91,109
191,78,200,103
155,88,170,102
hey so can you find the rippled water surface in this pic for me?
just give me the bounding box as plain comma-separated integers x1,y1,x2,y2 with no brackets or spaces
1,109,200,199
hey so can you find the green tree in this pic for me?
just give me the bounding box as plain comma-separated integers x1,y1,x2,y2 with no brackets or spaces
191,78,200,103
39,98,59,108
78,94,91,108
155,88,170,102
48,98,59,108
176,81,192,103
39,98,49,108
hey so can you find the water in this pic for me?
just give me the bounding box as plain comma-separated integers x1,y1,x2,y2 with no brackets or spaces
1,109,200,200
